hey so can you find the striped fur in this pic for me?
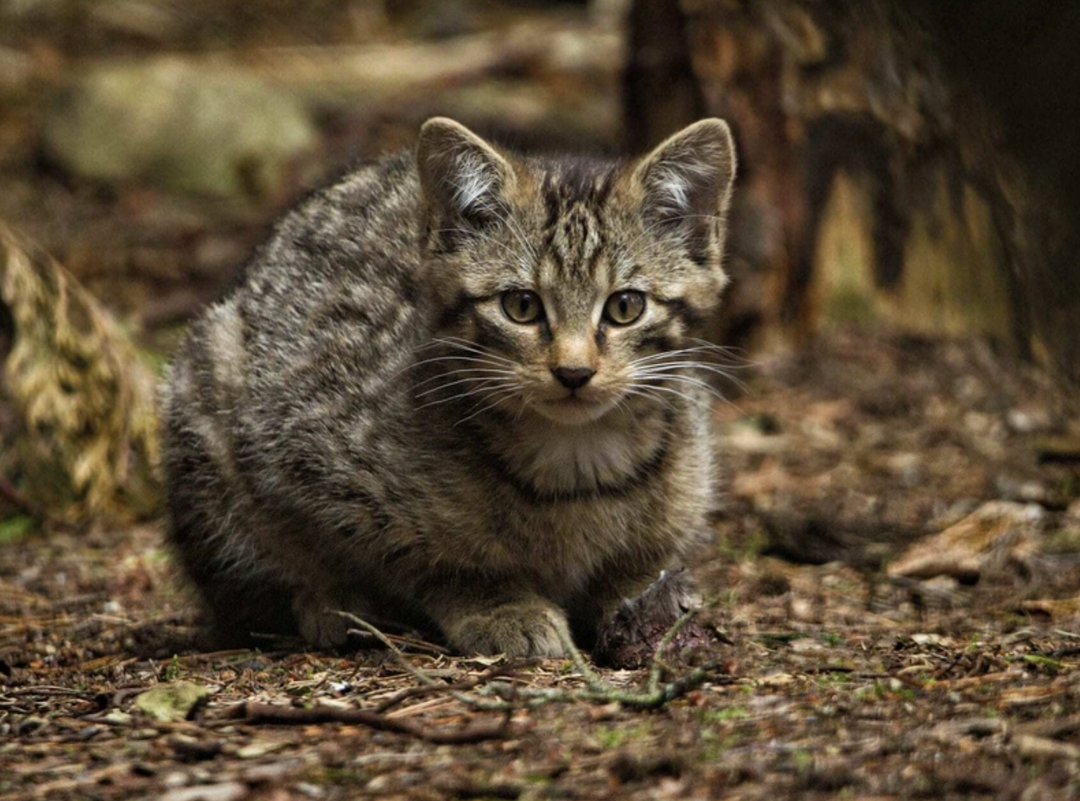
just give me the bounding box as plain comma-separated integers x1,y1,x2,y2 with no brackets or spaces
162,118,737,656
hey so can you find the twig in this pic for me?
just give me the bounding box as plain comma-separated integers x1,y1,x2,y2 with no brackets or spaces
647,609,697,696
382,632,451,655
4,687,99,699
554,624,610,695
335,609,723,713
339,612,442,688
373,661,533,714
930,650,967,680
228,701,509,744
338,610,513,711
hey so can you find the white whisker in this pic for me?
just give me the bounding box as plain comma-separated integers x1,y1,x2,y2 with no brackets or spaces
411,367,516,391
422,337,518,366
414,375,515,399
454,386,522,427
627,383,705,407
638,361,751,394
415,379,513,410
620,386,677,413
636,372,724,402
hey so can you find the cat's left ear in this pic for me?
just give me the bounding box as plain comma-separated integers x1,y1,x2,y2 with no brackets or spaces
632,118,737,242
417,117,515,230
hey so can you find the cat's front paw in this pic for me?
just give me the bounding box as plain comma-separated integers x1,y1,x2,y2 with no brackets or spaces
294,595,351,649
447,601,571,657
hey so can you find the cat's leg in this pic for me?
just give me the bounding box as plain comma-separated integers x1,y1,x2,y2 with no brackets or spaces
165,450,300,646
422,585,572,657
291,589,391,650
162,455,298,647
196,567,298,647
164,352,300,647
292,591,350,649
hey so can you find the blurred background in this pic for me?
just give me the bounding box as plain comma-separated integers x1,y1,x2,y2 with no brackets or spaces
1,0,1079,562
5,7,1080,792
1,0,1077,367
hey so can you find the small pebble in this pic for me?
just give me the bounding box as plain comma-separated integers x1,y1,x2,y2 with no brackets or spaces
161,771,190,789
158,782,246,801
236,740,284,759
244,761,299,783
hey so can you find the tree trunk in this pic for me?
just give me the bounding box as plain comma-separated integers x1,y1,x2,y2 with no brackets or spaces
625,0,1080,385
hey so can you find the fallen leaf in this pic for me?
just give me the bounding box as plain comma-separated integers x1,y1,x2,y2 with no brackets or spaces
134,681,211,722
887,501,1045,581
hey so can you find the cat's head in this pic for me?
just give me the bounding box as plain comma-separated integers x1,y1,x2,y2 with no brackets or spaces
416,117,736,426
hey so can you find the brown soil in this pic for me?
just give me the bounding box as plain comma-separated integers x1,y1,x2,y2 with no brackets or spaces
3,331,1080,800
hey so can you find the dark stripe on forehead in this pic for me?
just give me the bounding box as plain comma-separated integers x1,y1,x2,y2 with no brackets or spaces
548,204,606,282
539,161,617,281
543,178,561,231
540,160,617,219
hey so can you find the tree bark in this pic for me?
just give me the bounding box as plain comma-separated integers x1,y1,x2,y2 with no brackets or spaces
625,0,1079,385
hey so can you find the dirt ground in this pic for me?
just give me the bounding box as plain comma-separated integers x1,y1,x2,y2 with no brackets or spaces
3,331,1080,801
3,3,1080,799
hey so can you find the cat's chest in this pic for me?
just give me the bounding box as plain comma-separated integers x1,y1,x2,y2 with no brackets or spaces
515,426,649,495
493,415,670,498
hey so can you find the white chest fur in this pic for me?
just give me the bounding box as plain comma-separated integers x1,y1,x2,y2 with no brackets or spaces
506,411,666,495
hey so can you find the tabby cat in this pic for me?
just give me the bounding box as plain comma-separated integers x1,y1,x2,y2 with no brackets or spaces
162,117,737,656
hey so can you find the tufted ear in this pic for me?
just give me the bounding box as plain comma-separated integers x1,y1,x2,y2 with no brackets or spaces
632,118,737,244
417,117,514,230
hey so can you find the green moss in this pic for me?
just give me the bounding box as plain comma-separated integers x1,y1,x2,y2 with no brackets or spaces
1020,654,1064,675
698,735,743,762
594,721,653,749
161,654,182,682
814,671,853,687
696,706,749,724
792,750,814,771
0,514,36,544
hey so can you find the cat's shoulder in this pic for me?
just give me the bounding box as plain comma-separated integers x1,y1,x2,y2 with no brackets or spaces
238,150,421,287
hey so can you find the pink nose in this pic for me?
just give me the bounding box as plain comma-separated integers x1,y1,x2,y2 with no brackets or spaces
551,367,595,390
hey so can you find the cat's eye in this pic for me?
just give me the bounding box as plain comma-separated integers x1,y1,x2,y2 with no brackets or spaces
501,289,544,324
603,291,646,325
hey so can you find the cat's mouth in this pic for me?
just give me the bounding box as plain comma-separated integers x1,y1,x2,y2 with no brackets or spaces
533,392,617,425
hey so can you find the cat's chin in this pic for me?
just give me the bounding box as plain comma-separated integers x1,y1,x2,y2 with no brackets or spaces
531,395,618,426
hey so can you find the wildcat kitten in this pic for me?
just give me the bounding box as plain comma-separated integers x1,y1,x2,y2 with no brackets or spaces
162,116,736,657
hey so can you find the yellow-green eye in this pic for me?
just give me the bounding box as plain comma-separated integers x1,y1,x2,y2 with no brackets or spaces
603,291,646,325
501,289,544,323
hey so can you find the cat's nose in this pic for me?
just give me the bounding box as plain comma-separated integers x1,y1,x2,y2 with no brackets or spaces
552,366,595,390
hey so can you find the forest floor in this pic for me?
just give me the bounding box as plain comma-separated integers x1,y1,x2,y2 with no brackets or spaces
4,2,1080,799
3,332,1080,801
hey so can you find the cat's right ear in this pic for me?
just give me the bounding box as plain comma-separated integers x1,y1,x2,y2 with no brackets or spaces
417,118,514,230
